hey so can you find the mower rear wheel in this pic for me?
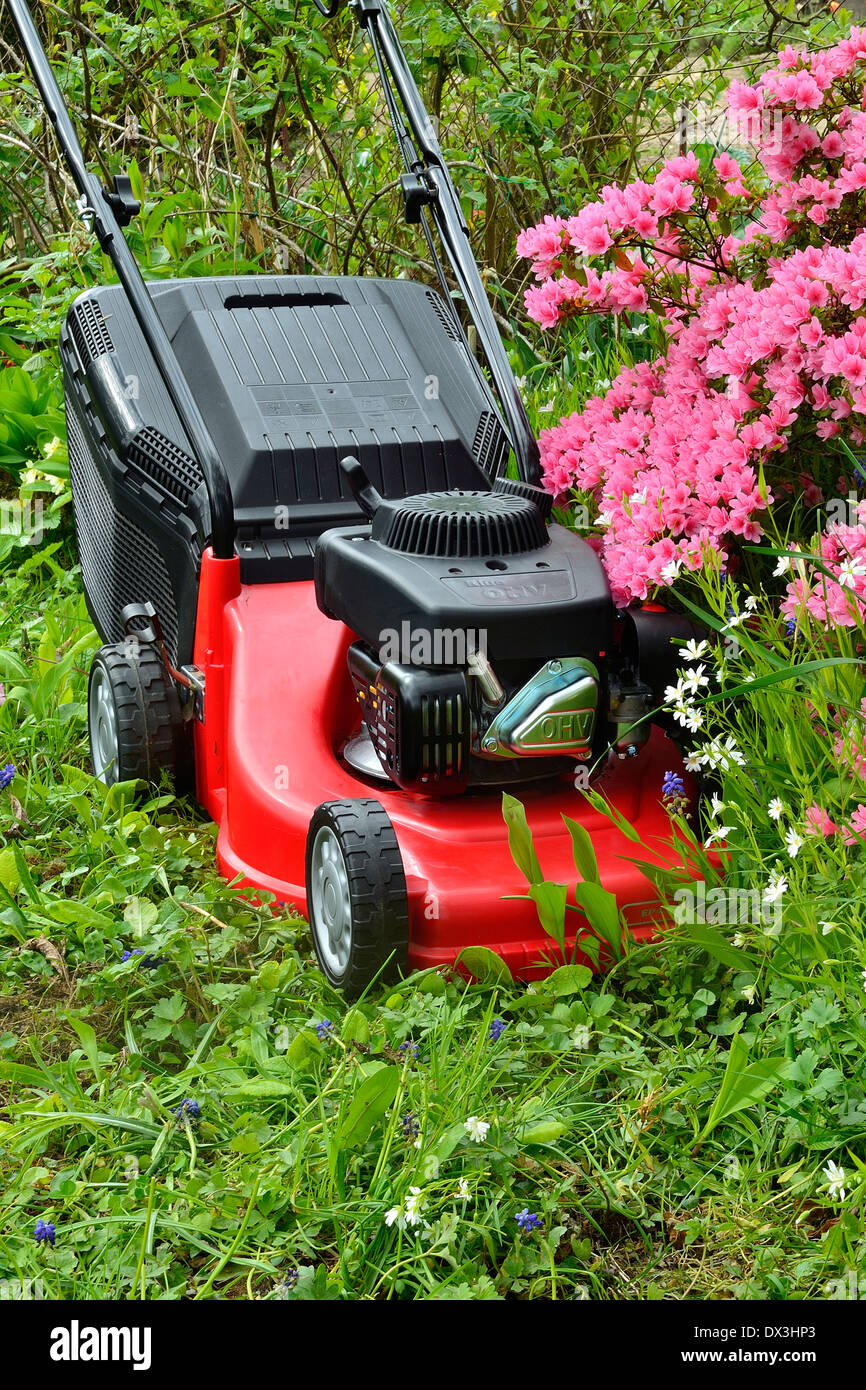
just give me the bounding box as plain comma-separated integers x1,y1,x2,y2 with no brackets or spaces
305,800,409,998
87,644,192,791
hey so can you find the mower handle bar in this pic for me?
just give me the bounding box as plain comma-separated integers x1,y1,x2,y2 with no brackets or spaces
6,0,236,559
339,0,541,485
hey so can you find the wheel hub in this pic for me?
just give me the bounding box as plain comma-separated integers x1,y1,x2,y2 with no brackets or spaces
88,664,119,784
310,825,352,975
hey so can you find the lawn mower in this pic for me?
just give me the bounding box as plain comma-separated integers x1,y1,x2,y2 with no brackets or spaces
9,0,700,996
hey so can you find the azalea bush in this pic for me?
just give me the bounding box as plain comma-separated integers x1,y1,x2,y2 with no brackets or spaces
518,28,866,607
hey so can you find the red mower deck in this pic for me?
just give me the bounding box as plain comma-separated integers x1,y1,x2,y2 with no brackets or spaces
193,551,690,978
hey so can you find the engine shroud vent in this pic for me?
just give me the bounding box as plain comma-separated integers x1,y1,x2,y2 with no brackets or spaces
348,643,470,794
374,490,548,559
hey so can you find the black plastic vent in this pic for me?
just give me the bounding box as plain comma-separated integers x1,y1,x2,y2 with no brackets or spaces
69,298,114,363
376,490,549,559
418,690,466,780
472,410,509,478
66,407,181,662
348,642,469,792
127,426,204,505
224,290,347,310
425,289,461,342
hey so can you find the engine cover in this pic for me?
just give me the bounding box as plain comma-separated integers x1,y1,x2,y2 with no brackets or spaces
315,504,612,667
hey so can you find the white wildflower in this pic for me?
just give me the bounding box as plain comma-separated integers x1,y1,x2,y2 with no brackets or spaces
784,827,804,859
702,735,746,771
681,664,709,696
704,826,733,847
823,1160,847,1203
679,638,709,662
464,1116,490,1144
838,559,866,588
673,702,703,732
404,1187,426,1226
763,873,788,904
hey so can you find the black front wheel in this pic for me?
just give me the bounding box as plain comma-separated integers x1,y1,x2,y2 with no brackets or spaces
87,643,192,791
305,799,409,998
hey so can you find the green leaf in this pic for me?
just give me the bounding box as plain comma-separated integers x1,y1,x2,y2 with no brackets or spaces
339,1065,400,1149
124,897,159,934
679,922,755,972
582,788,644,844
229,1130,261,1154
0,877,28,939
66,1015,103,1084
562,815,600,884
697,1035,787,1143
227,1078,295,1099
517,1118,568,1145
528,881,568,951
502,792,543,884
544,963,593,996
573,881,624,958
11,843,41,905
341,1009,371,1046
50,901,116,932
285,1031,322,1071
0,848,21,897
152,992,185,1024
456,946,513,985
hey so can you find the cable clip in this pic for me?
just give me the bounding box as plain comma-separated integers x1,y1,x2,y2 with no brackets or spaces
75,193,94,229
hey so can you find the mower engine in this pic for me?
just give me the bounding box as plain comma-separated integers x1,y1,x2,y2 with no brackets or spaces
315,459,682,794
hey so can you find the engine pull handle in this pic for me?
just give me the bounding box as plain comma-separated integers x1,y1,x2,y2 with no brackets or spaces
341,455,384,519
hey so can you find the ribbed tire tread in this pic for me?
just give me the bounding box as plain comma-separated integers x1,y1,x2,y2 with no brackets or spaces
306,799,409,998
89,644,192,790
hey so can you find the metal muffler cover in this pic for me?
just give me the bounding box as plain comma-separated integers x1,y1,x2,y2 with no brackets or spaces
479,658,598,759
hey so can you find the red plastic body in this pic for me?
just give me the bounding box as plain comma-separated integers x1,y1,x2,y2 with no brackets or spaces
192,549,691,978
